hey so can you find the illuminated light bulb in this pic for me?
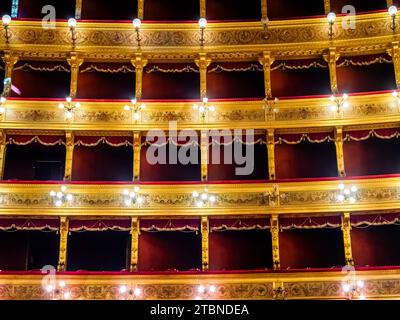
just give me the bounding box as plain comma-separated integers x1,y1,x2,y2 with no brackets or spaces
208,285,216,293
56,192,63,199
192,191,199,198
119,285,127,294
2,15,11,26
58,103,65,109
344,188,350,195
46,285,54,293
327,12,336,23
329,105,337,112
342,283,350,293
66,194,73,201
389,5,398,16
133,18,141,29
393,90,399,98
198,106,205,113
129,192,136,198
342,93,348,100
343,101,350,108
197,285,205,294
337,194,345,202
202,97,208,104
196,201,204,208
357,280,364,288
198,18,207,29
338,183,345,190
131,98,137,104
0,107,5,114
50,190,56,197
209,195,216,203
329,95,335,102
133,113,140,120
133,287,142,297
140,103,146,110
66,96,72,103
124,199,132,206
201,193,208,200
68,18,77,28
349,197,356,204
193,104,199,110
136,197,144,205
351,186,358,192
65,111,73,119
123,189,129,195
134,186,140,193
61,185,67,192
59,281,66,288
64,292,71,299
55,200,63,207
0,96,6,104
209,105,215,112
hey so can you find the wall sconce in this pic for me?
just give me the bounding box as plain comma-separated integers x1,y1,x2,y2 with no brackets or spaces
389,5,398,32
263,96,279,120
58,96,81,120
122,187,144,207
327,12,336,39
50,185,73,207
132,18,142,48
118,285,143,300
342,279,365,300
192,188,217,208
198,18,207,46
328,93,349,117
336,183,358,204
68,18,77,48
124,98,146,122
2,15,11,44
194,284,217,300
261,16,269,39
193,97,215,122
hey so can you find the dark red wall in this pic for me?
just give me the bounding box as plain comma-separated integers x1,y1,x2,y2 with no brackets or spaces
267,0,324,20
352,225,400,267
0,1,11,17
72,144,133,181
337,61,396,93
4,144,66,181
209,230,273,270
18,0,75,19
344,138,400,176
0,231,59,271
11,61,70,99
144,0,199,20
330,0,387,13
271,66,330,98
280,228,345,269
275,141,338,179
138,232,202,271
142,64,200,100
67,231,130,271
77,63,135,100
207,0,260,20
81,0,137,20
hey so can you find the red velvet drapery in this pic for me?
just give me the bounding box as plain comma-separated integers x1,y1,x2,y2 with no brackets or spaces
17,0,75,19
271,59,330,97
267,0,324,20
140,219,200,232
208,133,268,181
81,0,138,20
68,219,131,232
72,136,133,181
0,218,59,231
337,54,395,93
11,61,70,99
4,135,66,181
279,216,342,230
274,132,338,179
330,0,387,13
210,218,270,231
142,63,200,100
343,129,400,176
77,62,135,99
144,0,199,20
207,62,264,99
206,0,260,20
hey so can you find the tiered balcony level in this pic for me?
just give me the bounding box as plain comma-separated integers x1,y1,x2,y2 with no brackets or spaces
0,0,400,300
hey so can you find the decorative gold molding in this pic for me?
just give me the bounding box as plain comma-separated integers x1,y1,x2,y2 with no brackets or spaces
130,217,139,272
341,212,354,266
267,129,275,180
133,131,141,181
324,0,330,14
387,41,400,89
200,0,206,19
67,52,83,98
75,0,83,19
195,53,211,99
2,50,19,79
138,0,144,20
64,131,74,181
323,47,340,94
270,215,280,270
0,130,6,179
261,0,267,20
334,126,346,177
201,216,209,271
200,131,208,181
387,0,393,7
57,216,69,272
259,51,274,98
131,53,147,100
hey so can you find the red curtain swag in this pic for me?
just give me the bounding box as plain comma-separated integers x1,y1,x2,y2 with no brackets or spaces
7,135,66,146
344,129,400,142
74,136,133,147
0,218,59,231
279,216,342,230
210,218,270,232
140,219,200,232
350,213,400,228
68,219,131,232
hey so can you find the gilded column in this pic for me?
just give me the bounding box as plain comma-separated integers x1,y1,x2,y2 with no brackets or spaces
64,131,75,181
133,131,141,181
75,0,82,19
201,216,209,271
130,217,140,272
342,212,354,266
270,215,280,270
2,51,19,79
267,129,276,180
195,53,211,100
324,0,330,14
334,126,346,177
259,52,274,98
131,53,148,100
57,216,69,272
138,0,144,19
200,0,206,19
323,47,340,93
387,42,400,89
387,0,393,7
200,131,208,181
67,52,83,98
0,130,7,179
261,0,267,20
